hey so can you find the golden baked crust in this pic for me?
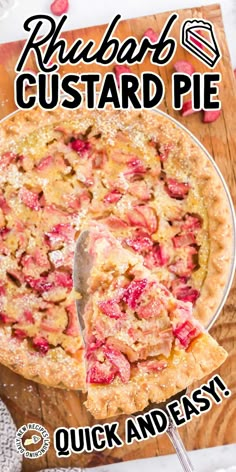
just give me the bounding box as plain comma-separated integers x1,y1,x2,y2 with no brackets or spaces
164,132,233,326
0,327,85,389
0,106,232,392
85,333,227,418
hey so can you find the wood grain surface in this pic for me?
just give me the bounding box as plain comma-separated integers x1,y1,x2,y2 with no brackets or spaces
0,4,235,471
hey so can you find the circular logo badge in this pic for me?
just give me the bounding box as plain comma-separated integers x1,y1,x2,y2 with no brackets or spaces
15,423,50,459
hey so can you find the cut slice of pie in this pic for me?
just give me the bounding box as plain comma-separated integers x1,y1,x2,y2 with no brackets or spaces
84,224,227,418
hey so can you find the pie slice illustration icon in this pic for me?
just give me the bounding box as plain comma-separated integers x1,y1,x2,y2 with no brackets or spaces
181,19,221,68
24,435,41,446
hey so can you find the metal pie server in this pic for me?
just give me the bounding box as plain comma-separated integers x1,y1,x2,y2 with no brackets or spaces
73,230,91,340
133,392,194,472
73,230,194,472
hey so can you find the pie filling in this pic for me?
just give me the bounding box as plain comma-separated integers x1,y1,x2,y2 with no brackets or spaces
84,224,203,386
0,110,209,383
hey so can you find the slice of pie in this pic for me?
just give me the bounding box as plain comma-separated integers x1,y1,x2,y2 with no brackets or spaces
181,19,221,67
83,223,227,418
0,107,232,397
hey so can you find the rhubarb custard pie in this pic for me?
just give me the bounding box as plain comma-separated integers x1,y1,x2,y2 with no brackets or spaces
0,107,232,409
84,223,227,418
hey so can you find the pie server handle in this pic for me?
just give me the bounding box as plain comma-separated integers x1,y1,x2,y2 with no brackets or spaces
166,418,195,471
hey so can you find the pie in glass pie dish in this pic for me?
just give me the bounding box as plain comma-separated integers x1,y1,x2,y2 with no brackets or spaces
0,107,233,415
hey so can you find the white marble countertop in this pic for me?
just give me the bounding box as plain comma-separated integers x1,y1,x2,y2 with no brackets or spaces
0,0,236,67
89,444,236,472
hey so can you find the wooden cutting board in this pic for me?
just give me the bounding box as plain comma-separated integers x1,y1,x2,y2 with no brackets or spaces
0,4,236,471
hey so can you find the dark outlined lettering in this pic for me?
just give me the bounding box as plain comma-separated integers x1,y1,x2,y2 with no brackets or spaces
142,72,165,108
104,423,123,447
16,15,64,73
80,74,100,109
172,73,192,109
120,74,141,109
16,13,178,75
203,73,220,109
97,73,120,108
15,73,37,109
125,419,142,445
202,377,224,403
54,428,70,457
191,389,212,412
167,401,185,427
61,74,82,109
14,13,221,113
172,72,221,110
53,376,230,455
181,396,201,421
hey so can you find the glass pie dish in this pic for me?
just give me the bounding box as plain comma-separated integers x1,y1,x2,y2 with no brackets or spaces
0,105,235,472
152,109,236,331
0,104,235,384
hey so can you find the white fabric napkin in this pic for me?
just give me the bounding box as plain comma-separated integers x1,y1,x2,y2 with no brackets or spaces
0,397,22,472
